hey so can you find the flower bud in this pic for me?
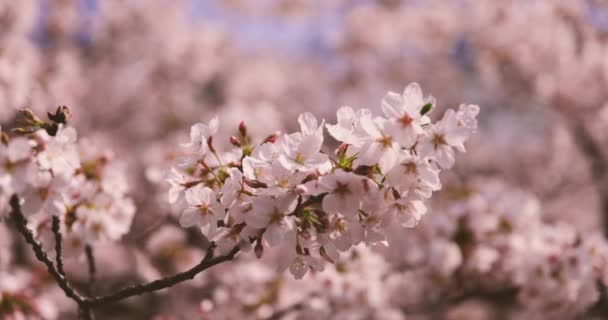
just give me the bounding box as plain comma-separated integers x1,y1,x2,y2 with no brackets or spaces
20,108,44,126
263,133,279,144
12,127,37,135
47,106,72,124
238,121,247,137
44,123,59,137
229,136,241,147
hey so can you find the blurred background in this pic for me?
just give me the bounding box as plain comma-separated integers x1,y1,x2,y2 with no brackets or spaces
2,0,608,319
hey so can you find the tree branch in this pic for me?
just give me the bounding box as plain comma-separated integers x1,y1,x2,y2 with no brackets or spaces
88,244,240,306
9,195,87,305
85,244,96,296
51,215,65,276
10,194,241,317
79,305,94,320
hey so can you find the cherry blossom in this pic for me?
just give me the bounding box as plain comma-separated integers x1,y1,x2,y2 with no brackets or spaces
180,184,225,234
167,83,478,279
382,82,435,148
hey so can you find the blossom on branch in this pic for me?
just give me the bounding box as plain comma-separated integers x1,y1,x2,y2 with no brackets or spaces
168,83,479,279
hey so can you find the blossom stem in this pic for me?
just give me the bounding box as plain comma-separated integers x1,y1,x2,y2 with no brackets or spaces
200,159,223,186
211,150,224,168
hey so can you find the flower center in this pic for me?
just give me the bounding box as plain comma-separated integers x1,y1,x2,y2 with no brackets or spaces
294,152,306,164
432,133,447,149
393,203,409,214
3,160,15,172
334,218,347,232
269,208,284,224
277,178,290,188
377,135,393,148
253,168,264,179
38,187,51,201
398,114,413,127
198,204,211,216
334,182,351,197
403,162,417,174
91,221,104,235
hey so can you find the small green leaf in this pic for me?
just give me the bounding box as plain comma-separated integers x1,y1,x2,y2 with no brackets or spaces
420,102,433,116
338,152,358,170
301,209,322,226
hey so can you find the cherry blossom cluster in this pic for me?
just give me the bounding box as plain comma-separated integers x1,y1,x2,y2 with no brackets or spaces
189,246,402,320
0,108,135,254
381,179,608,319
1,0,608,318
139,179,608,319
168,83,479,279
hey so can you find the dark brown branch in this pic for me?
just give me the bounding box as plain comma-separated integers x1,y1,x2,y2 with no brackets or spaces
9,195,87,305
10,194,240,317
85,245,96,296
88,244,239,306
79,305,94,320
51,215,65,276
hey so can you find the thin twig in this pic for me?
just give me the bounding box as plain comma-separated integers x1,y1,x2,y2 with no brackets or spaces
124,214,168,242
88,244,239,306
9,195,87,305
51,215,65,276
85,245,96,296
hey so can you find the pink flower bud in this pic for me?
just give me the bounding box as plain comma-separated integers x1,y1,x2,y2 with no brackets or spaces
239,121,247,137
229,136,241,147
263,133,278,144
